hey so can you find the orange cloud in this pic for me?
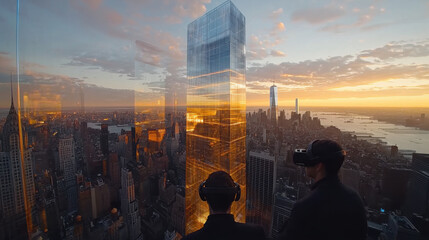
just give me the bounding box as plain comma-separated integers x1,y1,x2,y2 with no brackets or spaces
271,50,286,57
276,22,285,31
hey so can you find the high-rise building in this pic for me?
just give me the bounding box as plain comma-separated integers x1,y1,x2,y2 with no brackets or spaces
380,213,420,240
272,192,296,240
295,98,299,114
382,167,411,210
121,168,142,240
59,136,77,213
247,151,276,236
403,153,429,217
186,0,246,233
90,176,111,219
270,84,278,126
79,84,85,114
0,81,35,239
101,123,109,156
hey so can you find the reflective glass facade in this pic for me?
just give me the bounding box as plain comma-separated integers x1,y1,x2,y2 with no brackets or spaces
186,0,246,233
270,85,278,125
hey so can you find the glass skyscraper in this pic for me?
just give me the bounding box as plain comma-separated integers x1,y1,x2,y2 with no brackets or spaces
186,0,246,234
270,84,278,126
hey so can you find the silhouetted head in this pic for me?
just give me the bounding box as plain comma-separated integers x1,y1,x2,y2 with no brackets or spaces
199,171,241,213
294,139,345,179
311,139,345,176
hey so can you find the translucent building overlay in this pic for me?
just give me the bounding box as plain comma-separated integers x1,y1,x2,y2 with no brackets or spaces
186,0,246,234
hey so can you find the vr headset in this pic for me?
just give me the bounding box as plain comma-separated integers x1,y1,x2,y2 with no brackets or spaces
199,180,241,202
293,140,346,167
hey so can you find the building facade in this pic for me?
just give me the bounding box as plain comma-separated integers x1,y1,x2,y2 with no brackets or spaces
247,151,276,236
186,0,246,233
272,192,296,240
0,86,35,239
59,136,78,213
121,168,141,240
101,123,109,156
270,84,278,126
403,153,429,217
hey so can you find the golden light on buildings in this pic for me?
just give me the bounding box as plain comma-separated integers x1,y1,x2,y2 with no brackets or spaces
186,1,246,234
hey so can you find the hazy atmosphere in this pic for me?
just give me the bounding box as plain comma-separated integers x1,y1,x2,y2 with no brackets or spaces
1,0,429,108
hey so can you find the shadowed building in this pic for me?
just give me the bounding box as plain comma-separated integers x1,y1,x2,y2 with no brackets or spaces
101,124,109,156
59,136,78,213
247,151,276,236
121,168,142,240
403,153,429,218
0,81,35,239
186,0,246,234
272,192,296,240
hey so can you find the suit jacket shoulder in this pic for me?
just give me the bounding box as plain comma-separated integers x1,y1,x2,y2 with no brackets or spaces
235,222,265,239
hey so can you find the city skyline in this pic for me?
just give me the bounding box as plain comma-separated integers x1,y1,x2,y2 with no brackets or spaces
1,1,429,238
1,0,429,108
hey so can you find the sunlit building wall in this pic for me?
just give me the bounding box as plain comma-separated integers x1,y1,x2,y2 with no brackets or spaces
186,1,246,233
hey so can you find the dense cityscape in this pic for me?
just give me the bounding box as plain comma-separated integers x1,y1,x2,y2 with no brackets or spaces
1,0,429,240
1,81,428,239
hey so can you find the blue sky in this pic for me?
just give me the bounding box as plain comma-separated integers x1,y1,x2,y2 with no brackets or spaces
1,0,429,108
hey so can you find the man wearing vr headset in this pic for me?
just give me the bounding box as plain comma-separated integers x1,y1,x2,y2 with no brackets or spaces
279,139,367,240
182,171,265,240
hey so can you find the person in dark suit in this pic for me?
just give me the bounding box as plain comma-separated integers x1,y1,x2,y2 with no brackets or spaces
182,171,265,240
279,139,367,240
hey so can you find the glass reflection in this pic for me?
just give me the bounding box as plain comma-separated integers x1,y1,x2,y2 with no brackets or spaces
186,1,246,234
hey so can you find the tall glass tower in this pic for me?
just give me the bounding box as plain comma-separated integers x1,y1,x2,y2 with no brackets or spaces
186,0,246,233
270,84,278,126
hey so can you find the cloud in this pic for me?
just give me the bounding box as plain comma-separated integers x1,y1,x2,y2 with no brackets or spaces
321,4,387,33
87,0,103,10
330,79,429,92
135,40,163,66
0,60,135,108
249,23,285,61
247,35,269,60
134,27,185,77
292,7,345,24
246,40,429,100
271,50,286,57
124,0,211,24
0,52,15,73
270,8,283,19
321,14,373,33
359,42,429,60
0,52,46,74
67,53,135,77
276,22,285,32
289,2,388,33
360,22,393,31
173,0,211,19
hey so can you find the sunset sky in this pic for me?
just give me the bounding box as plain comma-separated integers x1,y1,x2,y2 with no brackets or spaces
1,0,429,108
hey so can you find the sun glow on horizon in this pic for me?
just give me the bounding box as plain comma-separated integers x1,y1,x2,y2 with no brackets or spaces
246,94,429,108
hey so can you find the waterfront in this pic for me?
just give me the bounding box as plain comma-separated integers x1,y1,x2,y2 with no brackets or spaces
87,122,132,134
2,109,428,154
312,112,429,155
